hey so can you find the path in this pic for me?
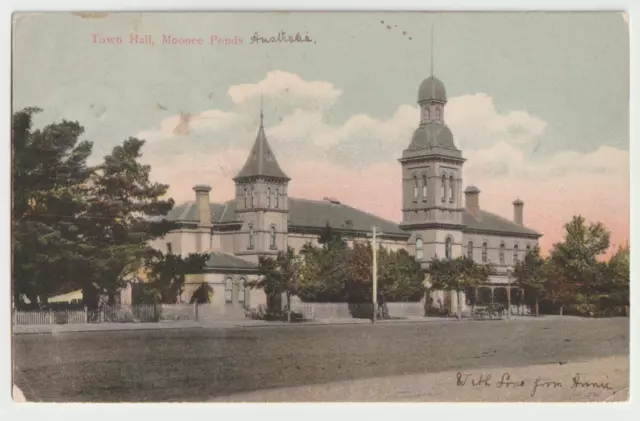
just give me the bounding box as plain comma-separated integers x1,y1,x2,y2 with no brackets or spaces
211,356,629,402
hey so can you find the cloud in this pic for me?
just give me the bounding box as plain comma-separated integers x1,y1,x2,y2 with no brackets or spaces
137,71,628,254
227,70,343,109
447,93,547,150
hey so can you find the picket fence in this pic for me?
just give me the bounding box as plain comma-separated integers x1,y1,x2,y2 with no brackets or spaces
12,303,249,325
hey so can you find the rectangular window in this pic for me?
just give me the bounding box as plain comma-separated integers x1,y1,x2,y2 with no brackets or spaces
166,242,173,254
482,243,488,263
224,279,233,303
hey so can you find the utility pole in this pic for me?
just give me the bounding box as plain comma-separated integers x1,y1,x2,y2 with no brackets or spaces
369,226,383,324
507,266,512,321
372,225,377,324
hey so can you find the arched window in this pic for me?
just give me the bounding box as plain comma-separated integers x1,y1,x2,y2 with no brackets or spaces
413,176,419,200
248,224,255,249
422,175,428,200
499,243,506,265
441,174,446,202
270,225,277,249
482,242,488,263
445,237,453,260
224,277,233,303
251,190,256,208
266,187,271,208
449,175,455,203
467,241,473,259
415,238,424,260
434,106,441,121
274,189,279,208
238,279,246,304
513,244,519,264
243,188,248,208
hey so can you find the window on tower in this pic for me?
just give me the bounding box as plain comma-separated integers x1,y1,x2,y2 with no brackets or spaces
274,189,279,208
441,174,446,202
224,278,233,303
270,225,277,249
248,224,255,250
422,175,428,201
467,241,473,259
266,187,271,208
445,237,453,261
415,238,424,260
449,175,455,203
243,188,248,208
413,176,418,200
251,190,256,208
435,106,441,121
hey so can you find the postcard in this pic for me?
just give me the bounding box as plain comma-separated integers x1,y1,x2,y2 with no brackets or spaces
11,11,630,403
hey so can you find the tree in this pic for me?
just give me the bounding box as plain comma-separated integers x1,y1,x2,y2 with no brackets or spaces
318,223,347,251
297,242,346,302
12,108,93,308
77,138,177,307
144,251,209,304
377,248,425,302
548,215,610,315
190,283,214,304
600,245,630,313
513,245,547,317
248,247,301,323
427,256,493,320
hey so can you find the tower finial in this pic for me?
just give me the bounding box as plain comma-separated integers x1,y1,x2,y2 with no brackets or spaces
430,24,435,77
260,94,264,127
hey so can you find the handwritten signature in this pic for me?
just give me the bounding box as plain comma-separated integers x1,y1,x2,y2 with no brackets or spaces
249,31,315,45
456,372,613,397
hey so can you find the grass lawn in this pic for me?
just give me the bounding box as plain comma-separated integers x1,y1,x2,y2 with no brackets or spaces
13,317,629,402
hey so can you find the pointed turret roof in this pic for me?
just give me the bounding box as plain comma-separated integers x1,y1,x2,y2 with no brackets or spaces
234,109,290,181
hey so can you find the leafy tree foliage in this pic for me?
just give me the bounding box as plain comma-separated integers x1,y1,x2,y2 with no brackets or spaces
144,251,209,304
190,282,214,304
248,246,302,322
12,108,93,308
12,109,179,308
427,256,494,320
76,137,176,307
548,215,611,315
513,245,547,316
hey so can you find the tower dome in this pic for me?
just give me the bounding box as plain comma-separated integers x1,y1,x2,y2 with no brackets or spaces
409,123,456,150
418,76,447,103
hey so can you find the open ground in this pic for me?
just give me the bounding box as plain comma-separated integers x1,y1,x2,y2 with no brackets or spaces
13,317,629,402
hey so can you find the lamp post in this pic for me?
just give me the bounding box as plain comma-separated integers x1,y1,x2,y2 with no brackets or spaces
506,266,513,320
368,226,383,323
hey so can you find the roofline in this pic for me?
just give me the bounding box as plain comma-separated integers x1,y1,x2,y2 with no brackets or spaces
232,175,291,183
462,227,543,239
288,224,410,240
202,266,260,274
399,153,466,164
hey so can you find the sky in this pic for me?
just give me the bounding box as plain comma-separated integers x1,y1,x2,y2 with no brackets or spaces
12,11,630,255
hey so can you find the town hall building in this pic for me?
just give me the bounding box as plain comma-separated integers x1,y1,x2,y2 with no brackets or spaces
141,71,542,316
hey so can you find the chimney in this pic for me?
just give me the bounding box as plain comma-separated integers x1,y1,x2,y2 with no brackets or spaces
513,198,524,225
464,186,481,217
193,184,212,227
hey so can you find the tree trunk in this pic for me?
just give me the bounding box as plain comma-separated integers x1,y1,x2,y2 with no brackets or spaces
286,292,291,323
535,298,539,317
456,290,462,321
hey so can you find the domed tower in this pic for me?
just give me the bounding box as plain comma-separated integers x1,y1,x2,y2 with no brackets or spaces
399,70,466,268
